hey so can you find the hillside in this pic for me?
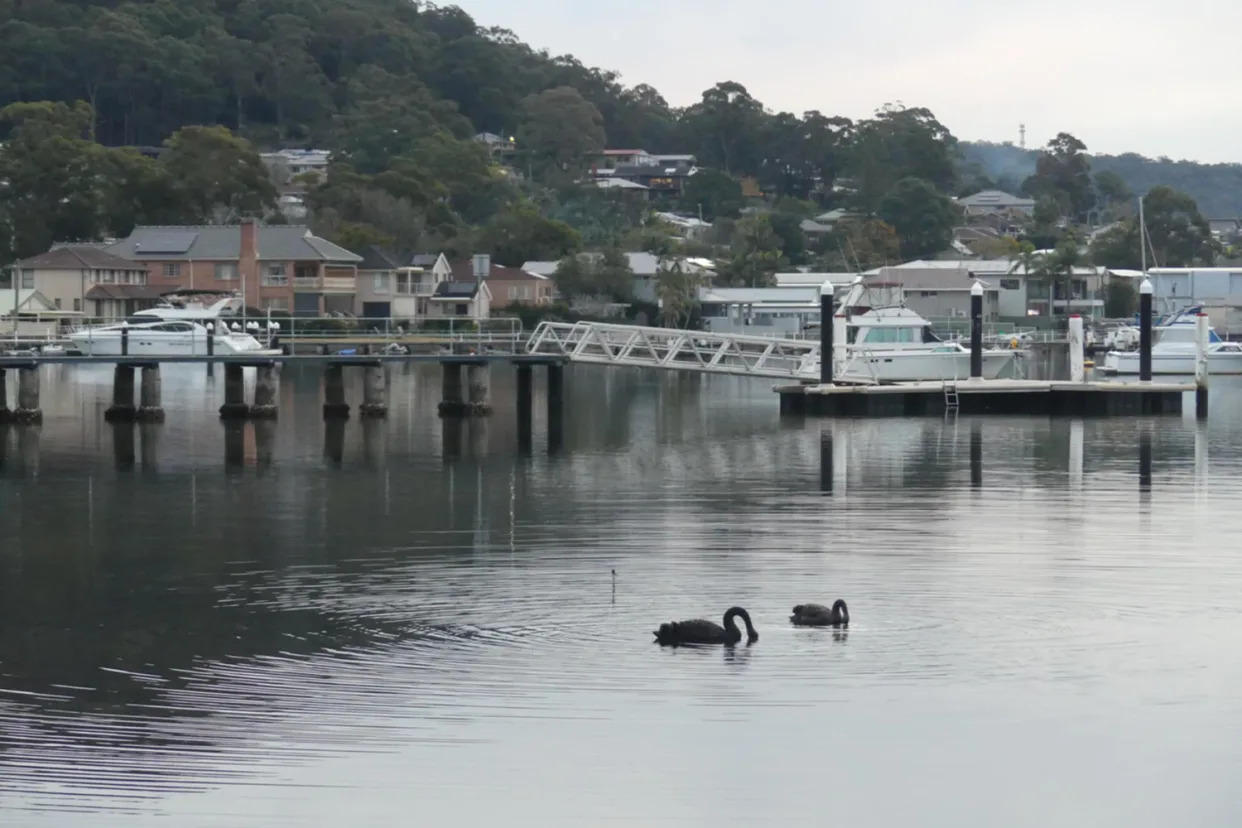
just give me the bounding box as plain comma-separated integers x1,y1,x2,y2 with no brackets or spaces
961,141,1242,217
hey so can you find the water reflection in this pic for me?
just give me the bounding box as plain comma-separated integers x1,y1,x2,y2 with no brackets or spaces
2,366,1242,826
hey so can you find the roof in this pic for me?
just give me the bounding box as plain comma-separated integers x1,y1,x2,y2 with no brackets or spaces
603,149,648,155
0,289,59,315
433,281,481,299
447,258,530,281
521,260,559,276
409,253,440,268
355,245,401,271
105,225,363,263
595,178,649,190
17,245,146,271
84,284,168,300
958,190,1036,208
699,287,819,305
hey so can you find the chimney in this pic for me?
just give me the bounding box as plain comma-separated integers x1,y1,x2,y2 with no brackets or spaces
239,218,259,308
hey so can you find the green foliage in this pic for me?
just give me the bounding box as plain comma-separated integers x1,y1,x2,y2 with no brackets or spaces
1021,132,1094,222
551,248,633,302
850,104,958,214
720,215,786,287
680,169,744,221
162,125,277,222
1089,186,1217,268
1105,277,1138,317
877,177,957,258
517,86,606,181
479,202,581,266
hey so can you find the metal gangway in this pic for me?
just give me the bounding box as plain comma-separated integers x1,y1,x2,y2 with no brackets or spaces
525,321,822,380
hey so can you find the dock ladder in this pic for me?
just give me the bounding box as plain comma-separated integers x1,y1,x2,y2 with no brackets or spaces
943,381,960,409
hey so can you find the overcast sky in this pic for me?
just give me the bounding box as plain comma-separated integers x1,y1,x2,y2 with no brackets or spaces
461,0,1239,163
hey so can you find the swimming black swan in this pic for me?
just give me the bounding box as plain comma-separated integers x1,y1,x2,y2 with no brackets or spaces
790,600,849,627
654,606,759,646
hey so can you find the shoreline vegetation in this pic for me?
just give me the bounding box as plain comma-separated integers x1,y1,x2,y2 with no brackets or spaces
0,0,1229,319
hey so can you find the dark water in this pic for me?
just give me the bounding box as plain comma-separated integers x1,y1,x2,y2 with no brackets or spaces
3,364,1242,827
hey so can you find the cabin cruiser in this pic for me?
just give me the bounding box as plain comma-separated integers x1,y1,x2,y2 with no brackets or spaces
1100,307,1242,375
805,280,1021,383
68,291,280,356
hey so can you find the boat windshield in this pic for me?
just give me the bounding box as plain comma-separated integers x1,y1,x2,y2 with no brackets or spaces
1156,325,1222,345
855,324,940,344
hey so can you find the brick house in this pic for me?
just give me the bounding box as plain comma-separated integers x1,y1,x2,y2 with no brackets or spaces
104,220,362,314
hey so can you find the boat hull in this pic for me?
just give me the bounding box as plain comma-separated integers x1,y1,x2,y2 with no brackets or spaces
837,350,1016,383
1100,349,1242,375
69,330,273,357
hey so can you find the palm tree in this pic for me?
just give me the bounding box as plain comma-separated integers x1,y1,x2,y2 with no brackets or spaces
1008,242,1050,317
1046,240,1087,329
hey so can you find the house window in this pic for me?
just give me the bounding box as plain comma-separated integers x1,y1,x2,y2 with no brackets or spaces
999,278,1021,290
294,264,317,281
264,297,289,311
21,270,34,289
54,297,62,309
133,270,147,286
163,263,181,278
73,298,81,312
508,286,519,300
215,263,239,280
396,273,411,294
100,269,115,284
373,272,390,293
262,263,288,286
455,303,468,315
920,290,937,297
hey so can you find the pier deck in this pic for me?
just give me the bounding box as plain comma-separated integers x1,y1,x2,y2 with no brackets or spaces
777,378,1193,417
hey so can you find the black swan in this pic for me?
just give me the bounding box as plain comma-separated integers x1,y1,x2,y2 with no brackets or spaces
790,599,849,627
654,606,758,646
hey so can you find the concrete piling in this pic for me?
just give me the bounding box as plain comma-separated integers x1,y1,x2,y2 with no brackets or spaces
547,364,564,454
1139,278,1153,382
970,420,982,489
1068,315,1085,383
14,366,42,424
111,422,135,471
819,280,834,385
516,363,533,454
136,365,165,422
969,281,983,380
223,421,246,469
465,364,491,415
219,363,250,419
251,364,279,419
322,364,349,419
438,363,464,417
1195,312,1209,420
104,365,136,422
323,418,346,465
359,365,387,417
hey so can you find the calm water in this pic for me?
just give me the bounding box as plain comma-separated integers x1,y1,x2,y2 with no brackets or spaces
2,364,1242,826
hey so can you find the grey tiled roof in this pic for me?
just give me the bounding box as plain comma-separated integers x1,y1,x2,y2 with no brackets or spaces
105,225,363,263
356,245,401,271
18,245,146,270
434,281,480,299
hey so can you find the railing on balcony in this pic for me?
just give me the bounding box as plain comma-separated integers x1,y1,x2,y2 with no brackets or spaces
293,275,356,293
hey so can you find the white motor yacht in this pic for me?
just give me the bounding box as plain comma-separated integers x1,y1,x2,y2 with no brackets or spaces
1100,307,1242,375
68,291,280,357
806,281,1021,383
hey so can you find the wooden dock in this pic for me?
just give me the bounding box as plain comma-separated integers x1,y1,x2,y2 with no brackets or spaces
776,378,1192,417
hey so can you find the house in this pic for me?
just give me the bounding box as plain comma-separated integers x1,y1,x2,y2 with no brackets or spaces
522,252,714,304
698,286,821,336
473,132,516,158
260,149,331,183
594,162,696,199
354,250,454,320
482,266,554,309
426,281,491,321
595,149,658,169
12,245,158,319
0,288,82,337
104,220,362,315
957,190,1036,217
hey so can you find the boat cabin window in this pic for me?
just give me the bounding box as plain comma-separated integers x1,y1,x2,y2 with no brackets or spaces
857,325,923,344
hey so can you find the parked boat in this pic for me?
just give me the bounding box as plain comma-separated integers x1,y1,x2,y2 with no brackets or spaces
68,291,279,357
807,280,1021,383
1100,307,1242,374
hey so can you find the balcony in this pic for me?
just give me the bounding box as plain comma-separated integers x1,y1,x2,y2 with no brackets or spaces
294,275,356,294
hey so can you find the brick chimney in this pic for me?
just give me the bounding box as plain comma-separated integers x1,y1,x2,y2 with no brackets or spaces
239,218,259,308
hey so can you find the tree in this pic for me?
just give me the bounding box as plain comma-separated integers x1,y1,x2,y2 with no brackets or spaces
877,177,957,258
720,215,786,287
1104,277,1138,317
1021,132,1094,222
1088,186,1217,269
517,86,605,180
161,125,276,222
681,81,766,174
656,261,703,328
680,169,744,221
478,202,581,266
768,211,808,265
1093,170,1132,216
848,104,958,213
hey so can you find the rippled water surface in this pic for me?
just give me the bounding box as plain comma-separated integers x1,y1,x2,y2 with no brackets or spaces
3,363,1242,826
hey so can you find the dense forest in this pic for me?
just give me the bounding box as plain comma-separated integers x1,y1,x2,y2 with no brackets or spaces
0,0,1231,289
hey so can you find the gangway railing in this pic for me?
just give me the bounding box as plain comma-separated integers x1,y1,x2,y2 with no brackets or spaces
525,321,821,379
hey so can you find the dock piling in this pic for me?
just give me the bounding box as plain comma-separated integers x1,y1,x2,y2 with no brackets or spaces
219,363,250,419
322,364,350,419
104,365,136,422
136,365,165,422
819,428,833,493
819,280,834,385
14,366,42,424
1139,278,1153,382
359,365,387,417
1068,315,1085,383
547,363,564,454
120,322,129,357
465,364,492,415
516,363,533,454
251,364,279,419
1195,312,1209,420
969,281,983,380
206,324,215,377
438,363,465,417
0,368,9,423
970,420,982,489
